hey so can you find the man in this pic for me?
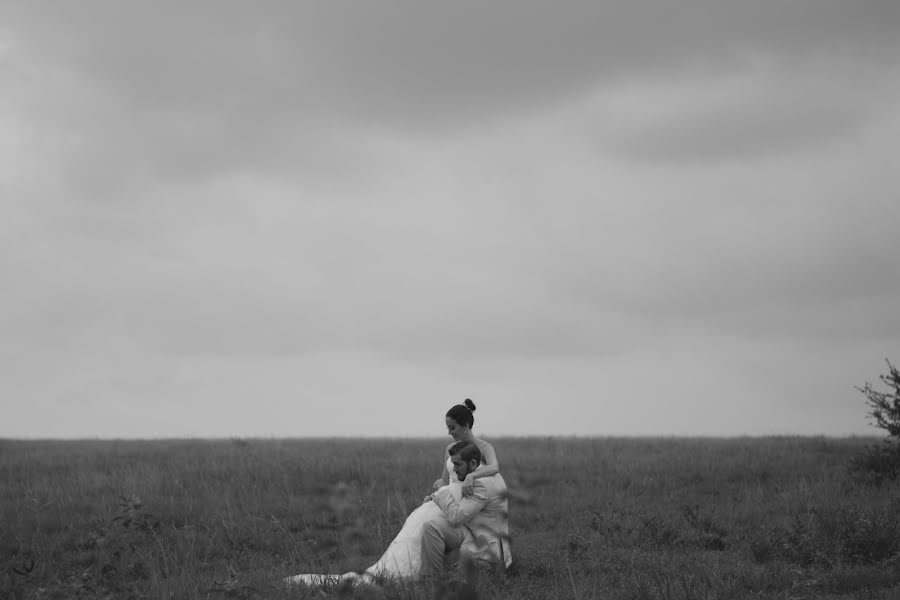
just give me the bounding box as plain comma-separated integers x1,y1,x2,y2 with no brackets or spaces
422,440,512,578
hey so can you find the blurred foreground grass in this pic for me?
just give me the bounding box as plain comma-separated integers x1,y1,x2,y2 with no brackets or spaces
2,436,900,599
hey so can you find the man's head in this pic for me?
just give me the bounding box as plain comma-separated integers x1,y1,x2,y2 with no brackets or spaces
448,441,482,481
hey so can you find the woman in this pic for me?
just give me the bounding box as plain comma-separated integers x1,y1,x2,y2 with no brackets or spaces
433,399,500,498
285,399,502,585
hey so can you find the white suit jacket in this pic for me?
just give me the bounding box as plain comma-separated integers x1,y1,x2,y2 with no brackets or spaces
432,474,512,569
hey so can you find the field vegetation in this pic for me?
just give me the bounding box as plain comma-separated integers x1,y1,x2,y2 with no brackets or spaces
2,436,900,599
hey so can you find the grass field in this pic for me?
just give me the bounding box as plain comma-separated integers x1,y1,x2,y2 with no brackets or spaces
2,436,900,599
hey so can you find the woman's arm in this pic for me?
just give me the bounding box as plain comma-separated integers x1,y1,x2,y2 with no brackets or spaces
432,443,452,491
461,442,499,496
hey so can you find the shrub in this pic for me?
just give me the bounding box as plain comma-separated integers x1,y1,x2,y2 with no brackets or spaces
750,502,900,566
849,442,900,485
852,359,900,482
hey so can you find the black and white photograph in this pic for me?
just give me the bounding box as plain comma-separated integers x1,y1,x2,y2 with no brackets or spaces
2,1,900,598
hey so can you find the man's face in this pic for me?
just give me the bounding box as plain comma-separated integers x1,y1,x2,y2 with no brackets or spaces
451,455,476,481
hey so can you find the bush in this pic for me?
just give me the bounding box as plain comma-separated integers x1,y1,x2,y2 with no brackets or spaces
853,359,900,482
858,359,900,436
750,502,900,566
850,441,900,485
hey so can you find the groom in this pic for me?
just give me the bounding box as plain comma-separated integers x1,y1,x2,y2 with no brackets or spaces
421,441,512,578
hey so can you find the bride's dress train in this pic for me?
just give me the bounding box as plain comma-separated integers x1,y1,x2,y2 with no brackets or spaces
285,465,463,585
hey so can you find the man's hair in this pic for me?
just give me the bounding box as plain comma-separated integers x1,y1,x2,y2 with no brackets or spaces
448,441,482,465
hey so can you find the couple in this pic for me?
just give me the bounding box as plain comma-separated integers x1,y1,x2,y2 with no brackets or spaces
286,399,512,585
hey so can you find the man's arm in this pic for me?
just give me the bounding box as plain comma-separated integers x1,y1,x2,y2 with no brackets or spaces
432,483,488,526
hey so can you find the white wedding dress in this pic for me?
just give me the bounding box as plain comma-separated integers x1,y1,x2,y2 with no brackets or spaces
285,457,463,586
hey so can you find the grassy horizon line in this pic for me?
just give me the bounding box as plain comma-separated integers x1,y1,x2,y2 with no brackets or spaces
0,432,886,443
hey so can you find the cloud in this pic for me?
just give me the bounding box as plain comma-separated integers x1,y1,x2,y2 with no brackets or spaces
2,1,900,437
12,88,899,363
581,60,900,161
3,0,899,187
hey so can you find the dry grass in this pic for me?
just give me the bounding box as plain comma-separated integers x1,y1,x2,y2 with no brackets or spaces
2,436,900,599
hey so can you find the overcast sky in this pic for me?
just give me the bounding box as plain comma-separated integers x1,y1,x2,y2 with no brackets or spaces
2,1,899,439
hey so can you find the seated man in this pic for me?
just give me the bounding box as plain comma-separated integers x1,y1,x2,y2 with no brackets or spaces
422,440,512,578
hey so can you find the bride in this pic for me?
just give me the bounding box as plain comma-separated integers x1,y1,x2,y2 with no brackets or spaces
285,399,502,585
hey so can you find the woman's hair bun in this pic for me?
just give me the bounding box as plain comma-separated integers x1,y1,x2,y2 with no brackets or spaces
464,398,476,412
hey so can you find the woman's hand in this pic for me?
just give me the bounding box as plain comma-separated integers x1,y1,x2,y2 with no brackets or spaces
432,478,444,492
423,494,434,504
462,475,475,497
